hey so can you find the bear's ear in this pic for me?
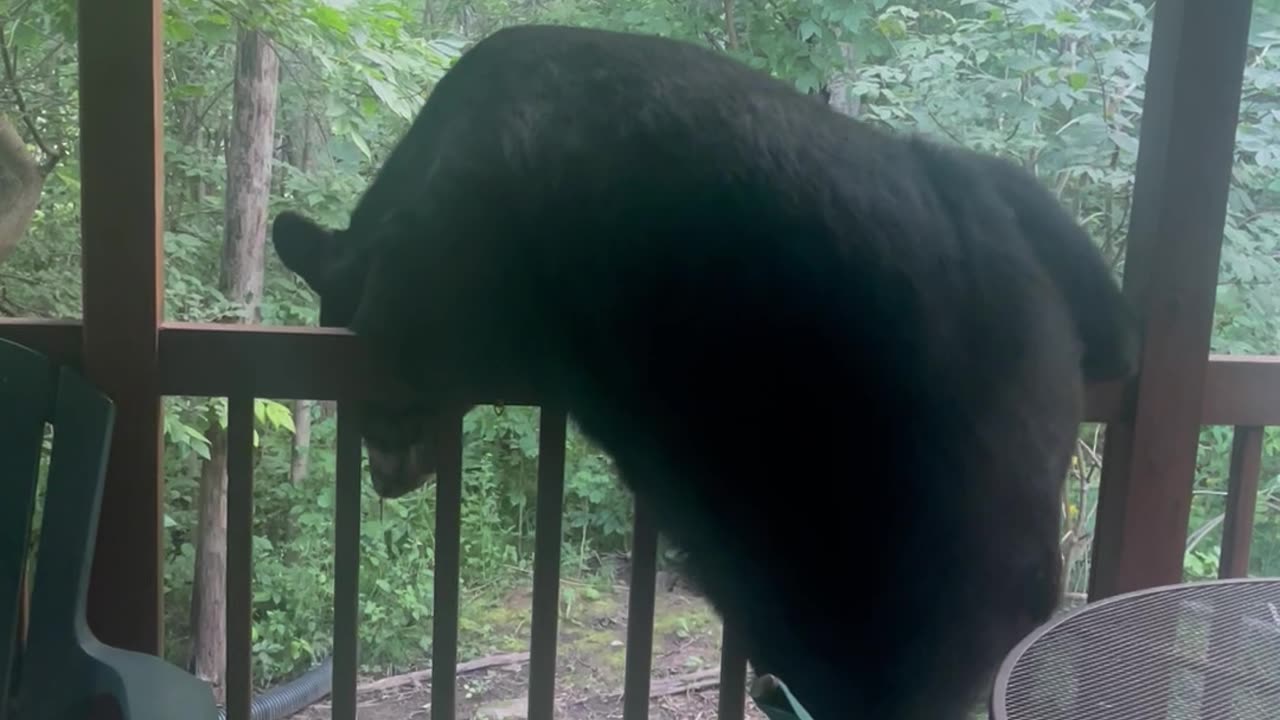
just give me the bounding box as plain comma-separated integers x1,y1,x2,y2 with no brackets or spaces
273,210,339,295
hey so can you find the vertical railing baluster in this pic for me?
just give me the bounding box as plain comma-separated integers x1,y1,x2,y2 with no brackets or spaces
621,499,659,720
333,405,364,720
717,623,748,720
432,414,464,720
1220,425,1263,579
226,395,255,720
528,406,568,720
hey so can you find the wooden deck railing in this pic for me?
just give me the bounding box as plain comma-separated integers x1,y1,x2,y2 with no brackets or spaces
2,317,1277,719
182,333,750,720
2,318,757,720
11,320,1280,425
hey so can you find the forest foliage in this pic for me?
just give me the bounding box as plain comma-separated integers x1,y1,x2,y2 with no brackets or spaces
3,0,1280,686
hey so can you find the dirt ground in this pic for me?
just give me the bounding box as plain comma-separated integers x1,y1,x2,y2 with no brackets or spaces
292,578,769,720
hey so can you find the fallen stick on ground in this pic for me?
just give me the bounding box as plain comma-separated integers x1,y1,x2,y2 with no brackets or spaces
613,668,722,699
357,651,532,693
489,667,731,717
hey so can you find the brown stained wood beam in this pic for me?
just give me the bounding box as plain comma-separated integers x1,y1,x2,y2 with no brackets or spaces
156,323,385,400
155,322,544,401
1084,380,1126,424
8,321,1280,424
1089,0,1254,600
5,317,1280,423
154,323,1134,419
1200,355,1280,426
1220,426,1263,579
0,319,80,368
77,0,165,654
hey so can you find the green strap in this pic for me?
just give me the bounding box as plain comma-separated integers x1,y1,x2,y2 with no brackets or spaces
751,677,816,720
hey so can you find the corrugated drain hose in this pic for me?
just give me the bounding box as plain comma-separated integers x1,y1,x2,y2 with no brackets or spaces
216,656,334,720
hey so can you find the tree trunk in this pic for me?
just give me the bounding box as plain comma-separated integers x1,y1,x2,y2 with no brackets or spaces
282,87,326,486
190,26,280,702
289,399,312,484
220,28,279,324
824,42,861,118
0,115,44,266
189,427,228,698
284,96,330,176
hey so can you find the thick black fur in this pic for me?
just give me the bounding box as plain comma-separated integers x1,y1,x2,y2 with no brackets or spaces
272,24,1137,720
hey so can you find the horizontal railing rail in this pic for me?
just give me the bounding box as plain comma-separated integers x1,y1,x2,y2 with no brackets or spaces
7,319,1280,424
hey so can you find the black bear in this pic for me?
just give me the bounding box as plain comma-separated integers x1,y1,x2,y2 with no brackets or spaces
272,24,1137,720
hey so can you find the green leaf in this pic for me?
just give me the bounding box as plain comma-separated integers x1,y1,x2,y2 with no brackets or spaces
350,132,372,161
165,16,195,43
1067,72,1088,90
308,6,350,34
260,399,296,433
842,6,870,31
365,76,415,121
795,69,822,94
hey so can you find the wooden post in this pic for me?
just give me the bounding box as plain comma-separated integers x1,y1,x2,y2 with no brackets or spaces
77,0,165,653
1089,0,1253,599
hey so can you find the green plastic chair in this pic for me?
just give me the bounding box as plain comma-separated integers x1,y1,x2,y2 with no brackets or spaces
1,337,218,720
